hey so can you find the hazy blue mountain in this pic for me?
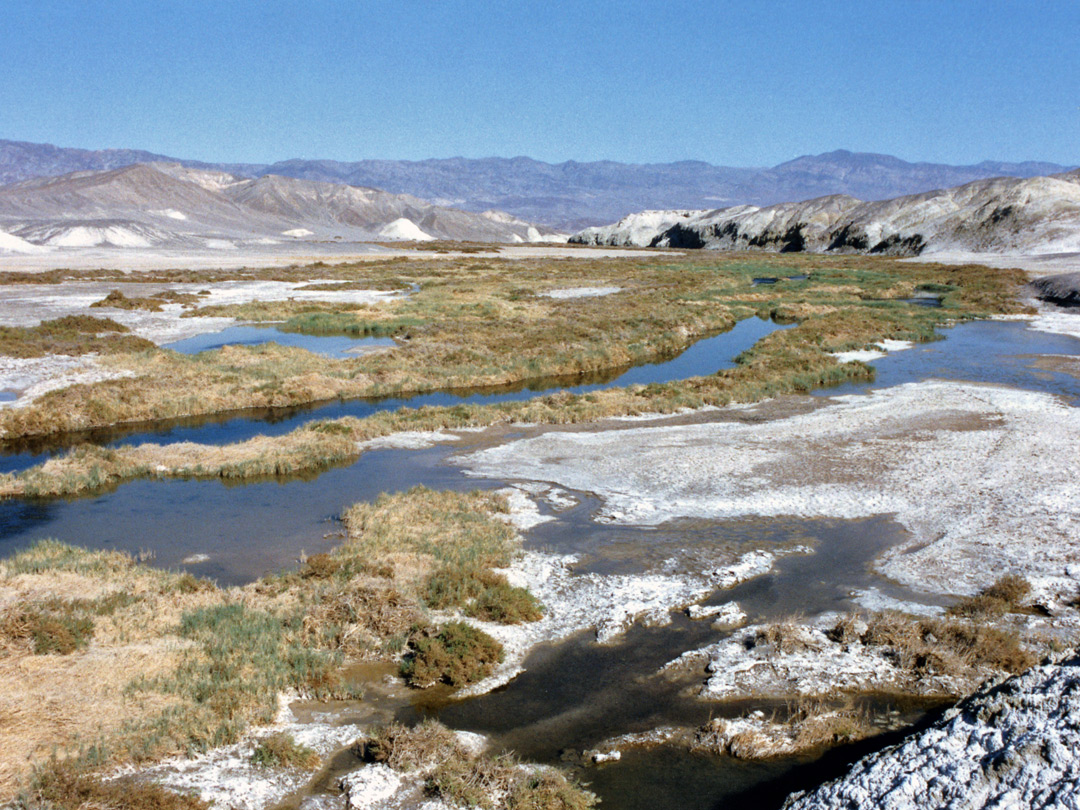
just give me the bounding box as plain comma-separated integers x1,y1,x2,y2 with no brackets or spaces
1,139,1073,230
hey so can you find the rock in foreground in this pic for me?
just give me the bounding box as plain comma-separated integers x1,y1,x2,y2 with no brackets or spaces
783,653,1080,810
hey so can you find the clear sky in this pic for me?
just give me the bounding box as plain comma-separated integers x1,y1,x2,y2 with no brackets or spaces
2,0,1077,167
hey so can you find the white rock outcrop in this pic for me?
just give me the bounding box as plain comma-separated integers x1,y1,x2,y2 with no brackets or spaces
783,654,1080,810
571,170,1080,257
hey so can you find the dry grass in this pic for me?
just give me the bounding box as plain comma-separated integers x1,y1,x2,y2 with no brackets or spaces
0,315,154,358
16,762,209,810
693,698,877,759
855,610,1037,678
947,574,1033,619
358,719,597,810
0,254,1029,455
752,617,815,654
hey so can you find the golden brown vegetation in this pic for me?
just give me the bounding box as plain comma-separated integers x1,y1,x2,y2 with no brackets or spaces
946,574,1033,619
0,315,154,358
693,698,877,759
358,719,597,809
0,254,1033,499
0,488,529,800
827,610,1038,680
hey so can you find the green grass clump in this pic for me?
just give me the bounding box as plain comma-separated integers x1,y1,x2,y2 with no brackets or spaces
280,312,423,337
137,603,359,753
250,733,319,770
400,621,504,688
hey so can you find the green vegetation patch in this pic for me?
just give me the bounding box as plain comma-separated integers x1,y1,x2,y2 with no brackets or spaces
400,621,504,687
250,733,319,770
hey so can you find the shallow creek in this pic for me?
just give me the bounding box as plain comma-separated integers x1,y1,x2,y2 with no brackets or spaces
3,315,1080,808
0,315,788,474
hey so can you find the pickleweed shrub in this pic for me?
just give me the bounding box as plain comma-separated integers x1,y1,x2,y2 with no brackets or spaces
250,733,319,769
400,621,503,687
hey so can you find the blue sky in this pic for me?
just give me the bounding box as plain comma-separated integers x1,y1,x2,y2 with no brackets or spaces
3,0,1077,166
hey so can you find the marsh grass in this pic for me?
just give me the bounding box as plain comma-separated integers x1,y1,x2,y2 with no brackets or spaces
0,254,1029,451
340,487,541,625
947,574,1033,619
90,290,166,313
250,733,319,770
0,315,153,358
358,720,597,809
18,762,209,810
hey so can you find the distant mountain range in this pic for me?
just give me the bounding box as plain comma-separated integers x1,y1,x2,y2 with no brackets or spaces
0,163,561,252
571,169,1080,257
1,138,1073,230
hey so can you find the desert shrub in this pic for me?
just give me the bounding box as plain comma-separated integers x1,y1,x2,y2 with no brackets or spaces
465,576,544,624
506,769,599,810
358,719,459,771
947,574,1032,619
400,621,503,687
250,733,319,769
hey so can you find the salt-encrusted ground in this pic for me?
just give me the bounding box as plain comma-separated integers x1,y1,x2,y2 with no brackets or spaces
453,540,808,698
131,696,366,810
0,279,404,344
540,286,621,299
782,653,1080,810
0,354,136,408
663,616,968,700
457,380,1080,601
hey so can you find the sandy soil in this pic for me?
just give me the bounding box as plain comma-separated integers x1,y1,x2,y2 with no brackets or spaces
906,250,1080,277
0,242,660,274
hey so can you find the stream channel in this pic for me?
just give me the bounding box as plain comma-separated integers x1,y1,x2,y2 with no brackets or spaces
3,312,1080,808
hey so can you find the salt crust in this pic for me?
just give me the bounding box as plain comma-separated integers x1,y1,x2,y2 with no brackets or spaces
541,286,621,299
783,655,1080,809
457,380,1080,600
0,279,403,344
664,616,967,701
830,338,914,364
0,354,135,410
454,545,809,698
